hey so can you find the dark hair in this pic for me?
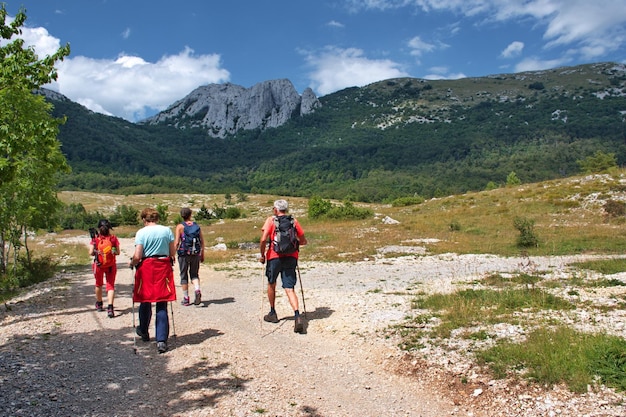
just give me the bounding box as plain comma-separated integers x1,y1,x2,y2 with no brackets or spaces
97,219,112,236
180,207,192,221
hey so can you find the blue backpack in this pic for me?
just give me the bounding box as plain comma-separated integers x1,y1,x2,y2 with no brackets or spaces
178,222,202,255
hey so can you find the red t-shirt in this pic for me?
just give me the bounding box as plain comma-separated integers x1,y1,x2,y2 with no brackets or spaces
262,216,305,260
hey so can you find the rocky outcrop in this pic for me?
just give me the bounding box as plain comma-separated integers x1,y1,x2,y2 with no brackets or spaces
141,79,321,138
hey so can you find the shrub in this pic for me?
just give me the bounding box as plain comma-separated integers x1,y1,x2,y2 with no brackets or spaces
577,151,618,174
506,172,521,186
224,207,242,219
308,196,333,219
603,199,625,218
391,196,425,207
110,205,139,226
513,216,539,248
325,201,372,220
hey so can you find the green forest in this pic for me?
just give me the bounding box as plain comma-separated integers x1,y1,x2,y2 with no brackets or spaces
53,62,626,202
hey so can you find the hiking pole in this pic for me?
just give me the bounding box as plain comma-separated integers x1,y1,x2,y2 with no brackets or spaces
260,264,266,331
130,262,137,354
170,301,177,344
296,264,307,319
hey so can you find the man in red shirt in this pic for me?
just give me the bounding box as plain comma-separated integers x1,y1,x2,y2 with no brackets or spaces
259,199,307,333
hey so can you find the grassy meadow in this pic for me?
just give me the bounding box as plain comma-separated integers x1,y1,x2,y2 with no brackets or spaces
54,170,626,265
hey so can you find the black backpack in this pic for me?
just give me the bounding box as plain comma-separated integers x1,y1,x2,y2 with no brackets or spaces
272,215,299,255
178,222,202,255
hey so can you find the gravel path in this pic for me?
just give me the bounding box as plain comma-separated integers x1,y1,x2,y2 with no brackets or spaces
1,237,626,416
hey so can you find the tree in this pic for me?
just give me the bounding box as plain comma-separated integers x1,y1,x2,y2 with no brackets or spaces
0,5,71,274
577,151,618,174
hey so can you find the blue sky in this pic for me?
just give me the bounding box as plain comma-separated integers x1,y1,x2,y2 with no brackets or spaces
10,0,626,122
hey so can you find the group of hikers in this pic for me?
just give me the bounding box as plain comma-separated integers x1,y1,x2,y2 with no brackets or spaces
88,199,307,353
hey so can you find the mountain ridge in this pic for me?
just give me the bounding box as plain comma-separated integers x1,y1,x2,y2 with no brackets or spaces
139,79,321,138
48,61,626,201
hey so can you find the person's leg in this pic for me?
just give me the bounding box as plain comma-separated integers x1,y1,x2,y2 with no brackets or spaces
178,255,190,305
155,301,169,342
284,288,299,312
105,265,116,317
280,257,299,313
280,257,304,333
93,264,104,310
138,302,152,335
189,255,201,304
267,282,277,309
264,259,280,322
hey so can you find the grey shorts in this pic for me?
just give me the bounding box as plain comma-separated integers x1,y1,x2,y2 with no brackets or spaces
265,257,298,289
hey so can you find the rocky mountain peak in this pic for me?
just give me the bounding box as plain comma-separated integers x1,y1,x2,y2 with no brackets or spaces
140,79,321,138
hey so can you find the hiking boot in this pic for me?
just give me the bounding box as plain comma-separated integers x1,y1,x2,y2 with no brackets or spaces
157,341,168,354
107,305,114,318
263,311,279,323
135,326,149,342
193,290,202,305
95,301,104,312
181,296,190,306
294,316,304,334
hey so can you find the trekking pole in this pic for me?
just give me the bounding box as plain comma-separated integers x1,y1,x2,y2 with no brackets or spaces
296,264,307,319
130,262,137,354
260,265,265,331
170,301,177,344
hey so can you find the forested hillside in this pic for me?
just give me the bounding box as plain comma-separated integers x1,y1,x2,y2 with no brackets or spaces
53,62,626,201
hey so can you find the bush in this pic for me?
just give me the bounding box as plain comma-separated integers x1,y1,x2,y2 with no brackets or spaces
391,196,425,207
196,204,212,221
224,207,242,219
514,216,539,248
308,196,333,219
110,205,139,226
57,203,102,230
577,151,618,174
604,199,626,218
325,201,372,220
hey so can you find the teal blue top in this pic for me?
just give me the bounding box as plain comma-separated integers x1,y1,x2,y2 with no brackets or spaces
135,224,174,257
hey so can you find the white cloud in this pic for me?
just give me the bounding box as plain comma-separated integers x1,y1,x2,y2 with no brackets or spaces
121,28,131,39
351,0,626,62
501,41,524,58
15,21,230,122
327,20,345,28
407,36,436,57
305,47,409,95
514,57,570,73
47,47,230,121
18,25,63,57
423,65,466,80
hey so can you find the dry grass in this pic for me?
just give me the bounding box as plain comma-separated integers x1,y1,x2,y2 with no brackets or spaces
53,171,626,265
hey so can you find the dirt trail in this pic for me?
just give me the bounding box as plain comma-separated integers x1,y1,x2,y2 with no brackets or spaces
0,237,472,417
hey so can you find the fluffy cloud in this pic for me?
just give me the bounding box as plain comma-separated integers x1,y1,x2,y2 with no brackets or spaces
501,41,524,58
305,46,409,95
351,0,626,62
50,48,230,121
18,26,229,122
407,36,436,57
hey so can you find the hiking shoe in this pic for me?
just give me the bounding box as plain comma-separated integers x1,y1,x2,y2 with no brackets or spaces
294,316,304,334
95,301,104,312
107,305,114,318
135,326,149,342
157,341,168,354
181,296,190,306
193,290,202,305
263,311,279,323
